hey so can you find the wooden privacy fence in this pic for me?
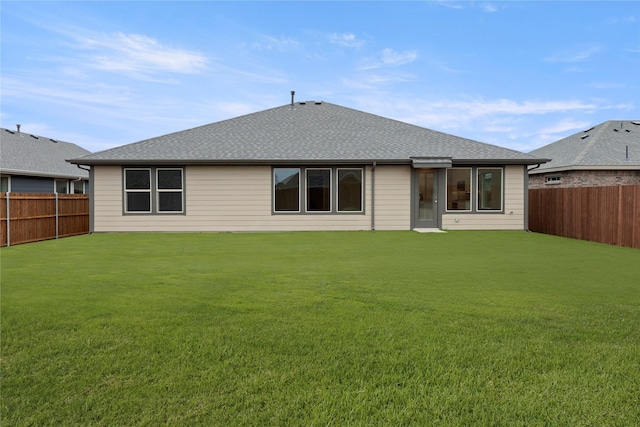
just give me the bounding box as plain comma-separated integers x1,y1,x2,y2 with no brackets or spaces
1,193,89,246
529,185,640,249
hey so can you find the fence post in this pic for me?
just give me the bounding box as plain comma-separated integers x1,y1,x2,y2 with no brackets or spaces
5,192,9,247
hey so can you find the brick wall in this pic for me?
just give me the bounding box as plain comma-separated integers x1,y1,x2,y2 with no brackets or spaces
529,169,640,189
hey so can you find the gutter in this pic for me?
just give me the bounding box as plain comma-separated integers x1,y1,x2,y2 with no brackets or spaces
371,161,376,231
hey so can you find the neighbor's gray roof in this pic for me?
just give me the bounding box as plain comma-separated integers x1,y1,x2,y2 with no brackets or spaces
71,101,546,166
1,128,90,179
529,120,640,174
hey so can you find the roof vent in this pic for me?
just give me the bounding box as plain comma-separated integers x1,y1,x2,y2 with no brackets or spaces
5,129,15,135
315,101,322,105
581,134,589,139
50,139,58,143
290,90,295,106
299,101,306,105
584,127,594,133
631,121,640,126
16,124,21,133
30,134,39,139
614,128,619,132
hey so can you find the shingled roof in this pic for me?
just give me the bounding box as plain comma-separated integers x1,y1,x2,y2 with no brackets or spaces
1,128,90,179
71,101,546,166
529,120,640,174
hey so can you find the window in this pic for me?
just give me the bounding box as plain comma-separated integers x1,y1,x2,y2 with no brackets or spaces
125,169,151,212
157,169,183,212
124,168,184,214
73,181,85,194
273,167,364,214
545,175,562,184
446,168,471,211
477,168,503,210
338,169,363,212
0,176,9,193
274,168,300,212
306,169,331,212
55,179,69,194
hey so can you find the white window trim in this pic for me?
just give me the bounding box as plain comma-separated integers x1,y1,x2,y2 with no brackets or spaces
545,175,562,185
445,168,472,212
55,179,69,194
476,167,504,211
156,168,184,213
305,168,332,213
73,180,85,194
1,175,11,193
124,168,152,213
337,168,364,213
273,168,301,213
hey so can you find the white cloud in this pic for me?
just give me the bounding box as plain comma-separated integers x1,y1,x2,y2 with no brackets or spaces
329,33,365,48
381,48,418,67
74,32,208,77
251,35,301,51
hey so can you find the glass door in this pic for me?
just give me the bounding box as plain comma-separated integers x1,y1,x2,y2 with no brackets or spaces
415,169,438,228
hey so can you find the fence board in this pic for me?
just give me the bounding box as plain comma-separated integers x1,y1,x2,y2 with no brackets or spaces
529,185,640,249
0,193,89,246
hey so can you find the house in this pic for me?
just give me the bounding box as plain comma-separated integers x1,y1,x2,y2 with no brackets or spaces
69,101,548,233
528,120,640,189
1,127,91,194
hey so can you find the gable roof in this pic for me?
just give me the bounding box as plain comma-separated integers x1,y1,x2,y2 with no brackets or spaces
71,101,546,166
529,120,640,174
1,128,91,179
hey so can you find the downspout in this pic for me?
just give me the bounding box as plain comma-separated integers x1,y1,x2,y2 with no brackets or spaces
524,164,541,232
5,192,10,247
371,162,376,231
76,164,92,233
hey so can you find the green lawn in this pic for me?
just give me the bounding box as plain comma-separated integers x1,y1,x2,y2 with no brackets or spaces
1,231,639,426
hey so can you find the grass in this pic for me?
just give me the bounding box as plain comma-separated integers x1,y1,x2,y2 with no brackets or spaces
1,231,639,426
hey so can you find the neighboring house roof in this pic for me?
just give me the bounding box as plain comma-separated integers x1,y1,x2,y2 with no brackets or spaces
71,101,547,166
1,127,91,179
529,120,640,174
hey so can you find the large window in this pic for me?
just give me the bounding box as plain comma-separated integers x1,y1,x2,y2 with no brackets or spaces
306,169,331,212
477,168,503,210
157,169,184,212
125,169,151,212
274,168,300,212
446,168,471,211
273,167,363,214
124,167,183,214
338,169,363,212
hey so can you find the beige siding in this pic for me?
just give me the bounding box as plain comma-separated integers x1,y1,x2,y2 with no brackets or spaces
92,164,526,232
94,165,383,232
441,165,526,230
373,165,411,230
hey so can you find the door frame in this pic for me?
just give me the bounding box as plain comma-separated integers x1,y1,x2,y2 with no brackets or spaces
411,168,445,229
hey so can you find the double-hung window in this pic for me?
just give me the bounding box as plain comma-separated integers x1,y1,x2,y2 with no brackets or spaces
157,169,184,212
124,167,184,214
273,167,363,214
125,169,152,212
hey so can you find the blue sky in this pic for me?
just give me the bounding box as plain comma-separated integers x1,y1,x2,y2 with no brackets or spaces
1,1,638,153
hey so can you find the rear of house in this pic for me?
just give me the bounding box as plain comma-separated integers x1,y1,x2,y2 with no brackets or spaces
1,127,90,194
71,101,547,232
